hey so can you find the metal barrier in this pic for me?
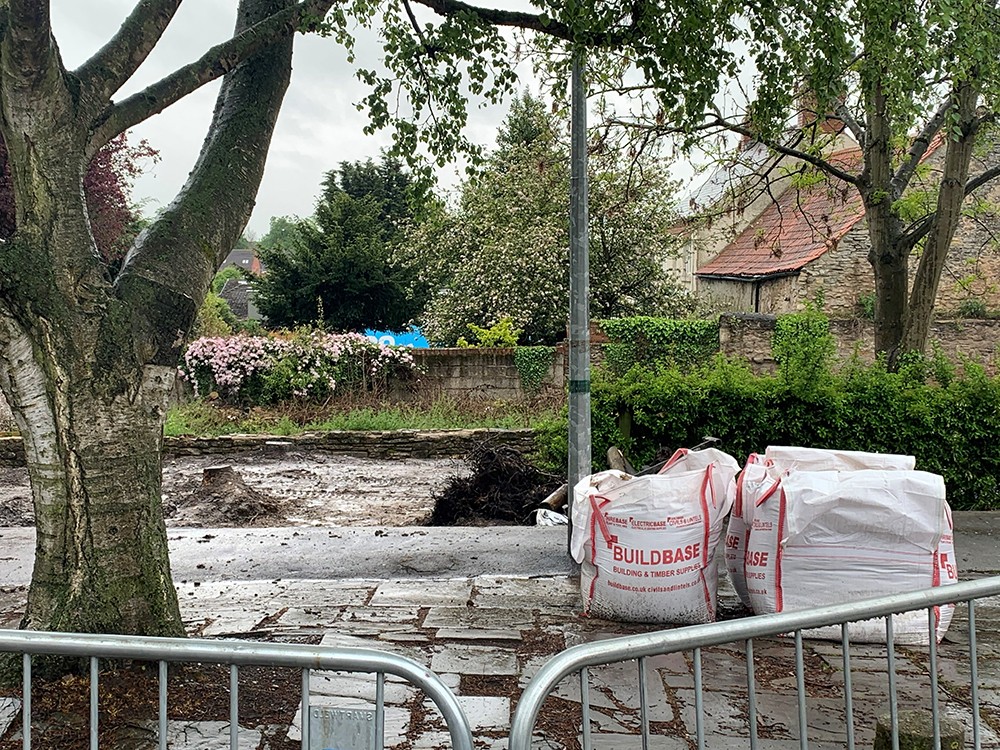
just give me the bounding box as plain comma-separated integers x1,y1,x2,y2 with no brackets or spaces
0,630,474,750
510,576,1000,750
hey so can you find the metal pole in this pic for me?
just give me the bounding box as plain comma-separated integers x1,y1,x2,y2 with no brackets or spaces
567,51,591,552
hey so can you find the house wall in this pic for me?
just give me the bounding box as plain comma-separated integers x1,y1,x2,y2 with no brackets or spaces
697,278,757,312
718,138,1000,317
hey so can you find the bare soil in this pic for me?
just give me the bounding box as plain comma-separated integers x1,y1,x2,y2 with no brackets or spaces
0,447,469,528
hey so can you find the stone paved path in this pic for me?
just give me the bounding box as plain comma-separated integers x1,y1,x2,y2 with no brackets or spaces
102,575,1000,749
2,575,999,749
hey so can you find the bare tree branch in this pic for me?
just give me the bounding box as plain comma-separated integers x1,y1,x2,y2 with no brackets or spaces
834,101,865,147
965,163,1000,196
75,0,184,109
86,0,334,159
890,95,952,196
621,113,865,188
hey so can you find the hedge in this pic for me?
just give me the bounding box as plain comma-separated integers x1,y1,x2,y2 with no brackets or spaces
576,310,1000,511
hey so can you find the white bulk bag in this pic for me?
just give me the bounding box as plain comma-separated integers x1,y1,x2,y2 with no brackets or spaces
572,448,740,624
725,453,768,609
745,468,957,644
726,448,917,609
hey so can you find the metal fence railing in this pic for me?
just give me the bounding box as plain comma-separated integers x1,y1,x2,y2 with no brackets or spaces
0,630,474,750
509,576,1000,750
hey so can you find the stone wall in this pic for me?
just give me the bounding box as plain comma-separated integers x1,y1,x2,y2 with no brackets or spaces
401,346,566,401
718,312,1000,374
0,428,537,468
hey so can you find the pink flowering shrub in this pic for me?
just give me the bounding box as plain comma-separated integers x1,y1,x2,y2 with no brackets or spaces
181,329,418,404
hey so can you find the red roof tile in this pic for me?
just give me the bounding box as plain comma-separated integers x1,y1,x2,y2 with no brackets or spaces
697,148,865,278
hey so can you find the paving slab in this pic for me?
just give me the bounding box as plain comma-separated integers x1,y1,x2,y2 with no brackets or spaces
159,721,262,750
434,627,524,641
309,671,416,704
452,696,511,731
370,579,473,606
430,644,519,675
423,606,536,630
0,698,19,739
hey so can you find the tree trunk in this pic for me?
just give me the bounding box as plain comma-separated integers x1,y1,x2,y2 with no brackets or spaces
0,0,296,641
0,313,184,637
901,80,980,355
863,78,909,366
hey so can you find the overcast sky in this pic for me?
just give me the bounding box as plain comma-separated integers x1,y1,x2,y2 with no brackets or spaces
50,1,526,237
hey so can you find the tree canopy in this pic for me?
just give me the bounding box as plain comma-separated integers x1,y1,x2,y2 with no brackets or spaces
600,0,1000,363
253,156,426,331
398,93,692,345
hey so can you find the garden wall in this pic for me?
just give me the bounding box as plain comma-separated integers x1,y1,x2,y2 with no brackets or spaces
718,313,1000,374
1,315,995,423
399,346,567,401
0,428,537,468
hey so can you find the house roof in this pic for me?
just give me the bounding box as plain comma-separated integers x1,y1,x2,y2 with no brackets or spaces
697,148,866,279
222,248,263,275
677,141,775,218
220,279,251,319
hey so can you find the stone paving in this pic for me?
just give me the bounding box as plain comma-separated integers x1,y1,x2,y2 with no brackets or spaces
2,574,1000,749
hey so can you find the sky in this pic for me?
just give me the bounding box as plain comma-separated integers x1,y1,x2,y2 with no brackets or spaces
50,0,526,237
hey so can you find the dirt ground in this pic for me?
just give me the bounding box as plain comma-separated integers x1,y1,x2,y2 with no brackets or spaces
0,446,469,528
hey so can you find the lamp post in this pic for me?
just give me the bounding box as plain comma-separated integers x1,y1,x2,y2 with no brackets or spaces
567,51,591,550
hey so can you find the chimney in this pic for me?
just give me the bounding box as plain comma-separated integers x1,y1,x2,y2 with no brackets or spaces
797,88,845,135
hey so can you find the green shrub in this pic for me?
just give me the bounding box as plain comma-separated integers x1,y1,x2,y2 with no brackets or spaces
958,297,988,319
599,317,719,374
514,346,555,393
772,307,836,397
550,312,1000,509
857,292,876,320
457,317,522,348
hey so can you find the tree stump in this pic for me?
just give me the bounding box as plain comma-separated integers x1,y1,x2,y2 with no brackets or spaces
874,710,964,750
202,465,237,485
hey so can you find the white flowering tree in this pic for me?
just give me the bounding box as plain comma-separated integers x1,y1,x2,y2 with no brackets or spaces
400,94,692,345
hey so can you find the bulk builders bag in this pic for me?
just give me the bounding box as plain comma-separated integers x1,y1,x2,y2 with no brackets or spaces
725,447,917,609
730,447,957,644
571,448,740,624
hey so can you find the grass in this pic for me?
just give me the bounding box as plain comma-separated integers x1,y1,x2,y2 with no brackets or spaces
163,394,564,438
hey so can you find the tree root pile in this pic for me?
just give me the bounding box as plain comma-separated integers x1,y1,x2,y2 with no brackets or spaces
167,465,286,527
427,441,564,526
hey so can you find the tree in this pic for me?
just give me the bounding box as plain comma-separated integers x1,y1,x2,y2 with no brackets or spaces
0,132,154,272
258,215,301,252
398,93,692,345
253,158,426,331
0,0,776,641
609,0,1000,365
0,0,337,640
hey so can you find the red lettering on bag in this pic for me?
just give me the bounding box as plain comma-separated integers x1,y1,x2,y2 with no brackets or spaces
745,551,769,567
725,534,739,549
